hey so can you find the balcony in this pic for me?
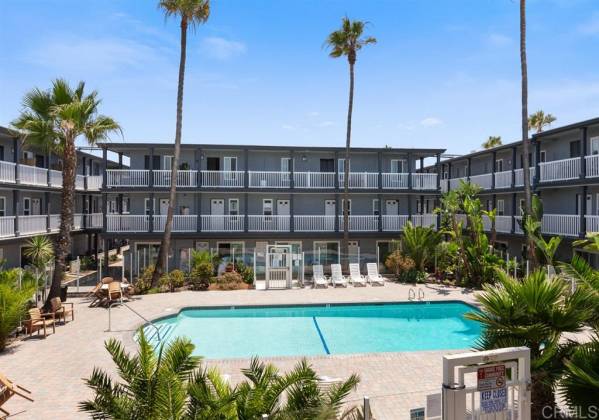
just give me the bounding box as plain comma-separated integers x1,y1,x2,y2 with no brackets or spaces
0,217,15,238
107,169,149,187
106,214,149,232
440,179,449,193
85,213,104,228
201,215,244,232
338,172,378,189
540,157,580,182
469,173,492,190
153,170,198,188
412,173,437,190
294,172,335,189
382,173,408,189
153,215,198,232
249,171,291,188
201,170,244,188
482,215,512,233
87,176,102,190
338,215,378,231
494,170,512,189
541,214,579,237
412,214,438,229
586,155,599,178
450,177,467,190
514,167,535,187
49,170,62,188
19,164,47,186
0,161,16,183
294,215,335,231
382,215,409,231
248,215,290,231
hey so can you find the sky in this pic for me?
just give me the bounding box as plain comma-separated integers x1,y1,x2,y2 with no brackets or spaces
1,0,599,157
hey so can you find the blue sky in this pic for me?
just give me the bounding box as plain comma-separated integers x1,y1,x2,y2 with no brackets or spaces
1,0,599,156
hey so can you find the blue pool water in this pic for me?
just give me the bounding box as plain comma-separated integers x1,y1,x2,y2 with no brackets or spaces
145,302,481,359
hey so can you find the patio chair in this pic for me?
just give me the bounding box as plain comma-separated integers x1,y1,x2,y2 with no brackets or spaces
312,265,328,288
366,263,385,286
348,263,367,286
0,373,33,418
85,282,106,307
49,297,74,324
107,281,123,306
330,264,348,288
101,277,114,284
26,308,55,337
317,375,343,393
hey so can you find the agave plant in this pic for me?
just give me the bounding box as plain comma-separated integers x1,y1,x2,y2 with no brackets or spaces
466,270,594,418
0,269,37,351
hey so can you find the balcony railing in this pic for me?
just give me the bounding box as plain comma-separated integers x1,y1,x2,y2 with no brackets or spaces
153,215,198,232
19,215,48,235
19,164,47,186
201,215,244,231
514,167,535,187
73,213,84,230
450,177,467,189
87,175,102,190
469,173,492,190
294,172,335,189
382,173,408,189
85,213,103,228
412,214,437,229
75,174,85,190
0,216,15,238
201,171,244,188
153,170,198,187
107,170,149,187
440,179,449,193
0,161,15,183
494,170,512,189
106,215,149,232
482,215,512,233
514,216,524,234
382,215,409,231
338,215,378,231
540,157,580,182
49,214,60,231
542,214,579,237
248,215,290,231
412,173,437,190
586,215,599,233
293,215,335,231
249,171,291,188
585,155,599,178
338,172,378,189
49,170,62,188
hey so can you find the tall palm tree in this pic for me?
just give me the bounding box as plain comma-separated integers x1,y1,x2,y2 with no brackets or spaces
466,270,593,419
12,79,120,308
519,0,537,267
152,0,210,287
326,18,376,263
528,110,556,134
481,135,502,149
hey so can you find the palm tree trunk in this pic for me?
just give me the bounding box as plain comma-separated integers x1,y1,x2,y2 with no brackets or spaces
520,0,537,268
152,17,188,287
44,135,76,309
342,60,355,268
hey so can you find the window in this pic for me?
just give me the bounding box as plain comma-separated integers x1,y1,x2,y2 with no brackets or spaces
122,197,130,214
23,197,30,216
263,199,273,216
224,157,237,171
229,199,239,216
520,153,533,168
320,159,334,172
591,137,599,155
217,242,244,264
497,199,505,216
341,199,351,215
443,171,448,180
144,155,161,170
338,158,350,173
163,155,173,170
144,198,155,215
570,140,581,158
135,243,161,273
372,199,380,216
416,199,422,213
390,159,406,173
0,197,5,217
540,150,547,163
206,157,220,171
495,159,503,172
313,241,340,266
108,199,117,214
281,157,292,181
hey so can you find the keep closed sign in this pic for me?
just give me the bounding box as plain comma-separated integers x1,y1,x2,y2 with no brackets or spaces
477,364,507,414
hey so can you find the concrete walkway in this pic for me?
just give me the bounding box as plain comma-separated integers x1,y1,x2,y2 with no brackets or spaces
0,283,478,419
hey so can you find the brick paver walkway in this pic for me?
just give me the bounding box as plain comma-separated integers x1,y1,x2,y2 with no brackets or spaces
0,283,477,419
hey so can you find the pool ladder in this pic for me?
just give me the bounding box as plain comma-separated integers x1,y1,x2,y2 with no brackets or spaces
408,288,425,301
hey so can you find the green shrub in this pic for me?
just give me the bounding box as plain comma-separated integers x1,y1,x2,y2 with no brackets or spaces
235,261,254,285
0,269,37,351
384,250,415,280
400,269,427,284
135,265,155,294
80,255,97,270
189,261,213,291
214,272,244,290
159,269,186,293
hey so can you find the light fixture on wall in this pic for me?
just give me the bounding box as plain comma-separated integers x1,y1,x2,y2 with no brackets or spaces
302,155,307,161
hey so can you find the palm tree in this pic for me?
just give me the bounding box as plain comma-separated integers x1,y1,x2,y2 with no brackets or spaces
23,235,54,272
12,79,120,308
325,17,376,263
400,222,440,271
465,270,593,419
481,135,502,149
560,335,599,416
519,0,536,269
152,0,210,287
528,110,556,134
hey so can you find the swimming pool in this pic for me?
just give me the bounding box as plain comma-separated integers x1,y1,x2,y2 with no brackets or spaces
144,301,481,359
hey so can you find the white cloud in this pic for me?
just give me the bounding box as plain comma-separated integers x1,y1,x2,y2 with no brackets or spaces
200,37,246,60
486,33,512,47
420,117,443,127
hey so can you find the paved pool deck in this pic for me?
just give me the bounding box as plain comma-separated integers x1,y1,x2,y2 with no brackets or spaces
0,282,478,419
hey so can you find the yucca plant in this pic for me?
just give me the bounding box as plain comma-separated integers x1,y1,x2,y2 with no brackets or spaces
466,269,594,419
0,269,37,351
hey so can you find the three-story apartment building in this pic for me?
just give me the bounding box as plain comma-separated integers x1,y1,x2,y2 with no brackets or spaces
98,143,444,274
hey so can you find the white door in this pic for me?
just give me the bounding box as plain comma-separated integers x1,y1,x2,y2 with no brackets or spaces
277,200,290,216
325,200,336,216
31,198,41,215
211,199,224,215
348,241,359,264
587,194,593,215
386,199,398,215
160,199,169,215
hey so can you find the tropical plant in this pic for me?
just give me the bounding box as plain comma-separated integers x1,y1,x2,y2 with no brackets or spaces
0,269,37,351
23,235,54,287
384,250,415,280
212,271,244,290
160,269,186,292
560,335,599,417
466,270,594,418
400,222,439,272
12,79,120,309
560,255,599,326
135,265,156,294
190,261,213,290
190,249,220,272
573,231,599,253
152,0,211,288
234,261,254,285
482,135,502,149
528,110,556,134
325,17,376,262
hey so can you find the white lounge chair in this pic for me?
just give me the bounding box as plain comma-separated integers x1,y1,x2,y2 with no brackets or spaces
312,265,328,288
348,263,367,286
366,263,385,286
330,264,348,287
